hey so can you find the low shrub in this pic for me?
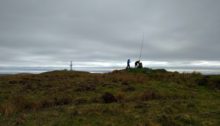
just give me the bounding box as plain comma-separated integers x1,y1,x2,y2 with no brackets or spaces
0,95,35,115
121,85,135,92
74,98,88,105
101,92,117,103
75,83,96,92
0,102,15,116
140,90,161,101
157,114,177,126
115,92,126,103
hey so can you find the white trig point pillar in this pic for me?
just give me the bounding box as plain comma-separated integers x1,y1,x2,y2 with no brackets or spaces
70,61,73,71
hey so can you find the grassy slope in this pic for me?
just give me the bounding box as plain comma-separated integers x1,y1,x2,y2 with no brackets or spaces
0,68,219,126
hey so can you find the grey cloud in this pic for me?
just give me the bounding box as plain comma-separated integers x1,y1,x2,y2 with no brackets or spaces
0,0,220,67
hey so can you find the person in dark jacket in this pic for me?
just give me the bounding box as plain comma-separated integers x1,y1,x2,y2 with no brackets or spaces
127,59,131,69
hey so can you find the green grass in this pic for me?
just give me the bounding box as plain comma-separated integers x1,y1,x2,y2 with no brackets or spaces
0,68,219,126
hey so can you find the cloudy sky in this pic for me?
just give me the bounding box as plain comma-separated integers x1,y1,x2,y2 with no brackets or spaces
0,0,220,69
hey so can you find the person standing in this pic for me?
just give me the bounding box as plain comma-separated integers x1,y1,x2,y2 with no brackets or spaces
127,59,131,69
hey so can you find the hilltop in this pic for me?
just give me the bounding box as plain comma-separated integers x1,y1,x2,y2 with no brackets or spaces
0,68,219,126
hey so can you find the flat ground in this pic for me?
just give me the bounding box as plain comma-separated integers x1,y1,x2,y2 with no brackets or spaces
0,68,219,126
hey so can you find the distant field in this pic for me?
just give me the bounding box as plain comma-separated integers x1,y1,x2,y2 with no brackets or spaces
0,68,219,126
1,66,220,75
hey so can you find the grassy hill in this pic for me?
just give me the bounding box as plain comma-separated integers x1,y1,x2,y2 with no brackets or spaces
0,68,219,126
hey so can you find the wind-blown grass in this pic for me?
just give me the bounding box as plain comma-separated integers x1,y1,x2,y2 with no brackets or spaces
0,68,219,126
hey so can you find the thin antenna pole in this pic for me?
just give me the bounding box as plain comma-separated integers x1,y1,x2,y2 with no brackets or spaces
139,33,144,61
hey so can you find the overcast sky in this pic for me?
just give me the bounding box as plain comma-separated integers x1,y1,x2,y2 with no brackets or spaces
0,0,220,68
